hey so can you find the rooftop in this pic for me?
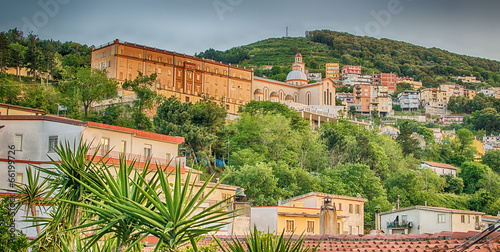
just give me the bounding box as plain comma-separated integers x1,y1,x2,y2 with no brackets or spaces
422,161,458,170
0,115,185,144
188,231,500,252
381,205,485,215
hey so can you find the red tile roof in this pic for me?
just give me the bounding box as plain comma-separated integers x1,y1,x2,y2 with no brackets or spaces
0,115,184,144
86,121,184,144
190,231,500,252
422,161,458,170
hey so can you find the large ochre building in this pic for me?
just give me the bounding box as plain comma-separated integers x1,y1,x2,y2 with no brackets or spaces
92,40,341,119
92,40,253,115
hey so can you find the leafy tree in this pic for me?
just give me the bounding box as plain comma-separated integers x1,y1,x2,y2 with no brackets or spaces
154,97,227,173
223,162,279,206
442,174,464,194
0,32,9,73
61,67,118,118
24,33,42,84
482,150,500,174
459,161,490,194
240,101,308,130
9,42,27,81
452,128,475,159
396,121,420,158
122,72,160,131
0,74,22,104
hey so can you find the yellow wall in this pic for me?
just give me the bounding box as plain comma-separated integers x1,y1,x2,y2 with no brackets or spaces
92,41,253,115
0,104,45,115
274,206,343,235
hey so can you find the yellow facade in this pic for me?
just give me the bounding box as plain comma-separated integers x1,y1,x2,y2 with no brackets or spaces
252,206,343,235
0,103,45,116
91,40,253,115
325,63,340,81
279,192,367,235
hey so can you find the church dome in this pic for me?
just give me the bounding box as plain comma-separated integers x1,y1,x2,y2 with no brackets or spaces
295,53,302,57
286,70,307,81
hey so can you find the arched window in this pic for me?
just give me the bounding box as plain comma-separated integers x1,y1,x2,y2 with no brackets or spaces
294,94,298,103
264,88,269,101
307,93,311,105
206,66,210,72
197,64,201,70
148,54,152,60
158,56,162,62
215,68,218,74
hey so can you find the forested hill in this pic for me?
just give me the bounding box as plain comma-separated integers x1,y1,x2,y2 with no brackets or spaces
196,30,500,87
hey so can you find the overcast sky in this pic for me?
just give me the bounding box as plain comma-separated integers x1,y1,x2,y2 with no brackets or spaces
1,0,499,61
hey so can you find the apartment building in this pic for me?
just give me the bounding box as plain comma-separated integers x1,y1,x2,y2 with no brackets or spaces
0,113,246,237
342,73,372,86
91,40,253,116
278,192,367,235
381,206,483,235
373,73,397,93
353,84,392,115
336,92,354,106
396,76,423,90
420,88,448,115
478,88,498,97
325,62,340,81
341,65,361,79
397,90,420,110
456,75,481,84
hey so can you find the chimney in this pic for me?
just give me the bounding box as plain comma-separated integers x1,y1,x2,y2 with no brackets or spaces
396,195,400,210
375,206,381,230
320,197,338,235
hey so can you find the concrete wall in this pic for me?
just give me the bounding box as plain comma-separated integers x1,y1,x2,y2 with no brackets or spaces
251,207,278,232
451,214,481,232
381,209,481,234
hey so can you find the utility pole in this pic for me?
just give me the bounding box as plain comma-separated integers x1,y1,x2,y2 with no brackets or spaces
286,26,288,37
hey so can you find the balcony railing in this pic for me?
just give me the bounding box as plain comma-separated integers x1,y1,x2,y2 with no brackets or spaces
387,221,411,229
88,148,185,168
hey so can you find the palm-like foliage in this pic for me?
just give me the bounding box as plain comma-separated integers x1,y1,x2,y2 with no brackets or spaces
215,226,320,252
11,166,50,235
59,156,157,251
42,141,242,252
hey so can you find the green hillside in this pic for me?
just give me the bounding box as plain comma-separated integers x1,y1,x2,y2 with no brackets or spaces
196,30,500,88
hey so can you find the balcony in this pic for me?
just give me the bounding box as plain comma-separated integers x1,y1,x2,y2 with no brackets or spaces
387,221,412,229
88,148,185,168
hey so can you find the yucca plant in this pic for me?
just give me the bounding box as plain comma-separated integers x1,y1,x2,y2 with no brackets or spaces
48,141,241,252
59,155,158,252
215,226,321,252
10,166,51,236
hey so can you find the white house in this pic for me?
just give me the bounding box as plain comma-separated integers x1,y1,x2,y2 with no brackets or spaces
380,206,484,235
421,161,458,177
0,114,186,238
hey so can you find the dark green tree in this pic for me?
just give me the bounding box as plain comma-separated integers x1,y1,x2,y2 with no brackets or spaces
482,150,500,174
122,72,159,131
396,121,420,158
61,67,118,118
0,32,9,73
